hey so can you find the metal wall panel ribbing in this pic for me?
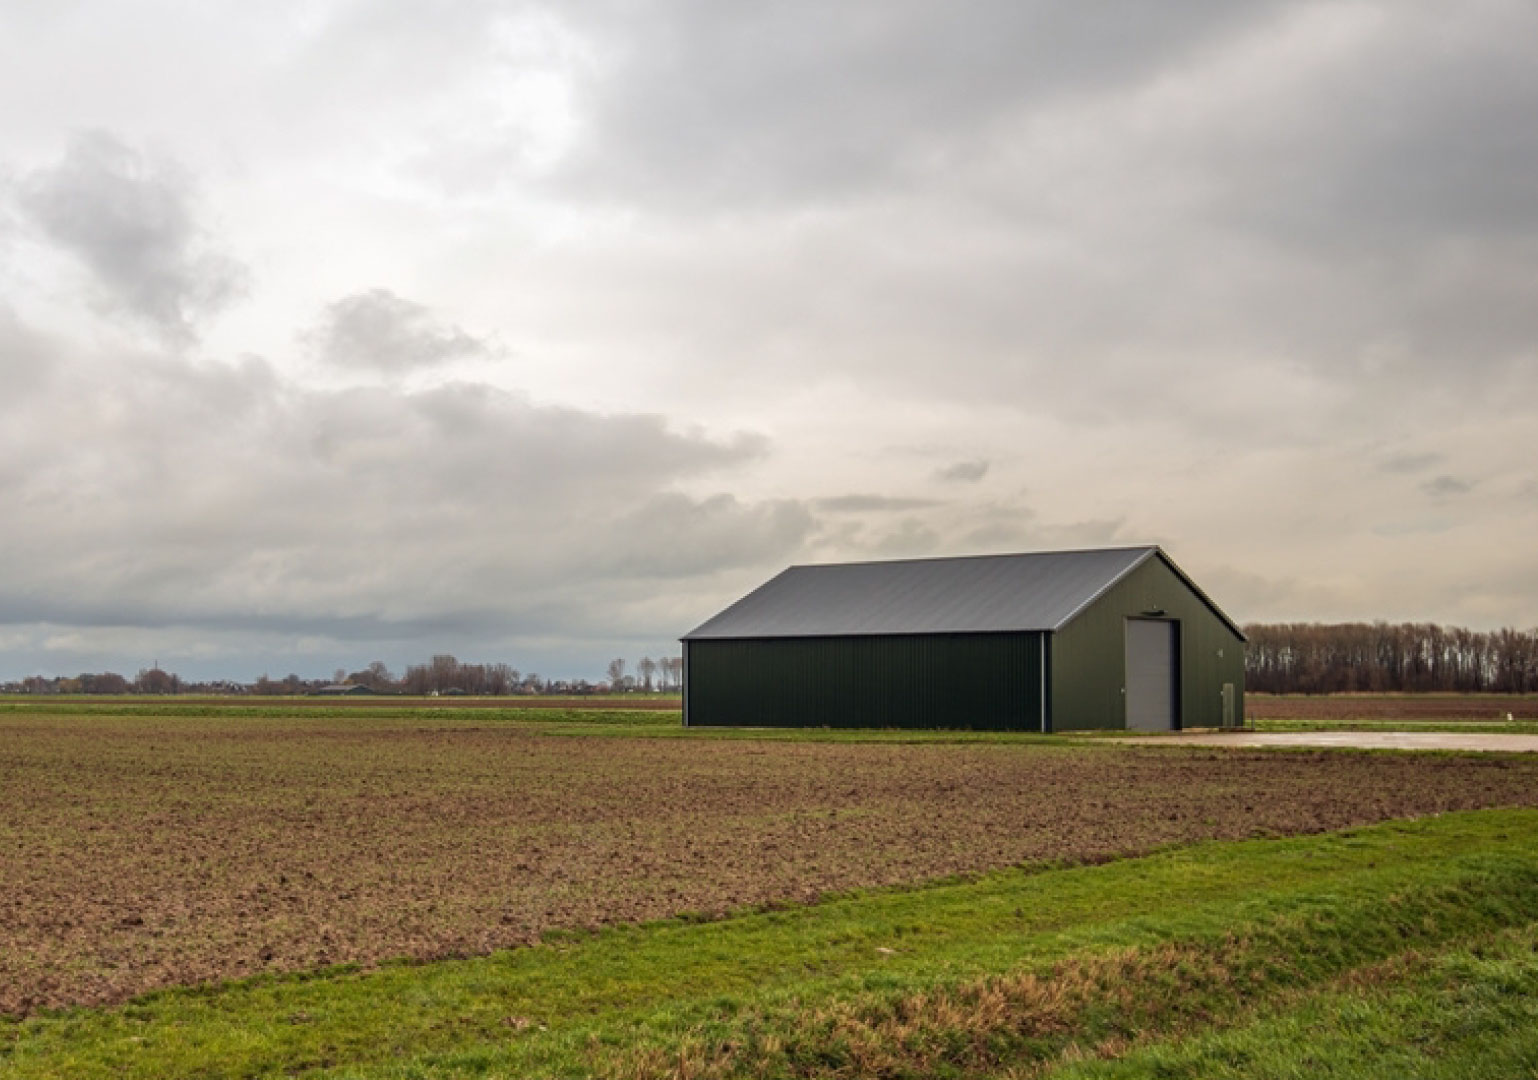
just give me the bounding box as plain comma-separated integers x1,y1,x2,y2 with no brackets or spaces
1051,556,1246,731
686,632,1044,729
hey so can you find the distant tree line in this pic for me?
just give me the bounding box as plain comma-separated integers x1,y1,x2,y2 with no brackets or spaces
393,654,682,695
7,666,303,696
603,656,683,693
3,653,685,696
397,656,530,696
1245,622,1538,694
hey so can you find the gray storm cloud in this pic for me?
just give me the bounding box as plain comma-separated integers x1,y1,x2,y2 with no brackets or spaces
554,0,1296,205
935,460,989,484
813,495,944,513
308,289,490,372
517,0,1538,428
19,131,247,344
1421,475,1474,498
0,327,789,647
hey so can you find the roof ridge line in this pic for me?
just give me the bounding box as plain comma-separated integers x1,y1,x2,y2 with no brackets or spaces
783,544,1158,572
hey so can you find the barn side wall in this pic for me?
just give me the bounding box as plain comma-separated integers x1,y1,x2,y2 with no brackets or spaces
685,632,1045,729
1050,557,1246,731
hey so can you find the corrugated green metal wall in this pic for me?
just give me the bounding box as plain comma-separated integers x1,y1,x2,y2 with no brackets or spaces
1050,556,1246,731
686,632,1045,729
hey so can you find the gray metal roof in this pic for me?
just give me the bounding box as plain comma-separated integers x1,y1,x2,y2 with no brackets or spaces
685,546,1233,640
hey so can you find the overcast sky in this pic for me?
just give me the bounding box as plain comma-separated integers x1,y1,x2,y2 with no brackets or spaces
2,0,1535,682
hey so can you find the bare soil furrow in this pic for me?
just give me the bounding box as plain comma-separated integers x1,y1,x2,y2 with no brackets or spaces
4,716,1538,1016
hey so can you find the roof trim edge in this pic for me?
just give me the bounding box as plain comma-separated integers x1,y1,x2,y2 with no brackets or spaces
1049,547,1246,641
1152,548,1249,642
1047,547,1159,632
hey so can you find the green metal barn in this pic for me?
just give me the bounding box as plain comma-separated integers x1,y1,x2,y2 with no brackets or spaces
681,546,1245,731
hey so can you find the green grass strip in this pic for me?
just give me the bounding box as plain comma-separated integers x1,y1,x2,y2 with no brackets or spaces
1048,923,1538,1078
4,810,1538,1079
1,701,1125,744
0,695,1065,744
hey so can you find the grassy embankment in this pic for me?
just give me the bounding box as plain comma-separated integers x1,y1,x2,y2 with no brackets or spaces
4,809,1538,1079
1050,925,1538,1079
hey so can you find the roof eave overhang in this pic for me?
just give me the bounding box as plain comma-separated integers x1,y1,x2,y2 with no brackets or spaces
682,626,1055,642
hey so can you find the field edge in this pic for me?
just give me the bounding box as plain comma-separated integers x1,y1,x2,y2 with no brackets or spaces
5,807,1538,1080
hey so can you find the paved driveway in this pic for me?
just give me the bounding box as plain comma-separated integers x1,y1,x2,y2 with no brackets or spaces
1125,731,1538,753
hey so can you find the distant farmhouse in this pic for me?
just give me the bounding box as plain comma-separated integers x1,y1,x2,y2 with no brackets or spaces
681,546,1244,732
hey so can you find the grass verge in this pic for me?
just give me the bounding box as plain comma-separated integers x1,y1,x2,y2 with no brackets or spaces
1048,924,1538,1078
4,809,1538,1079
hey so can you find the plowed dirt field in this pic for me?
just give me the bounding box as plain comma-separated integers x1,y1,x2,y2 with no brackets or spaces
5,707,1538,1017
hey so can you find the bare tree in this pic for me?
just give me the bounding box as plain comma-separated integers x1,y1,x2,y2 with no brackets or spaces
79,671,130,694
134,665,180,695
1244,622,1538,694
429,654,459,693
637,656,657,692
606,658,627,690
486,662,519,696
400,663,429,695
